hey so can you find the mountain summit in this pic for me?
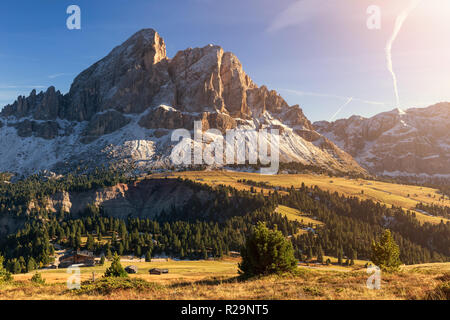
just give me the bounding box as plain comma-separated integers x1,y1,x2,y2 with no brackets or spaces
0,29,365,176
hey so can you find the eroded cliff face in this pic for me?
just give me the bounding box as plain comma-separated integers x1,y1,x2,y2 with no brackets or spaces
0,28,366,176
28,179,213,219
314,103,450,177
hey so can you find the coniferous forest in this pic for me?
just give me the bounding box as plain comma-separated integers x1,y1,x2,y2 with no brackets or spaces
0,172,449,274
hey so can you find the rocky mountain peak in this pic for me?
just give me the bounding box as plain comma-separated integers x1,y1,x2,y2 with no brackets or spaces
314,103,450,177
0,28,367,176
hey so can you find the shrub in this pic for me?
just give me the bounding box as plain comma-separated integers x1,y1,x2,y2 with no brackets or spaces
31,272,45,285
239,222,297,277
76,277,161,295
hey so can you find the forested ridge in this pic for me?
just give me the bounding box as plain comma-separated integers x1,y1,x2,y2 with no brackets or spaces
0,173,448,274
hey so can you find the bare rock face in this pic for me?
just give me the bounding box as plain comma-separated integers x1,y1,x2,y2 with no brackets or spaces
247,86,290,116
281,105,314,130
168,45,256,117
9,119,62,140
138,105,185,130
66,29,174,121
203,112,237,133
31,179,212,219
314,103,450,177
81,110,131,143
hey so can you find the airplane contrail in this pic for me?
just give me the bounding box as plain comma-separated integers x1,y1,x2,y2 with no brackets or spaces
329,97,353,122
385,0,422,107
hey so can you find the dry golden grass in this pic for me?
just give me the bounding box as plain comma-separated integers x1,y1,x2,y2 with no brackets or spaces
149,171,450,225
3,261,449,300
275,205,323,227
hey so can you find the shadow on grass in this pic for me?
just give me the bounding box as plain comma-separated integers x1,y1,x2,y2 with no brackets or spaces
168,269,311,289
168,276,242,289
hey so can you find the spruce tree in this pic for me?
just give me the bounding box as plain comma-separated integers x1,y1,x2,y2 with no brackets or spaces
145,250,152,262
104,253,128,278
317,245,324,263
239,222,297,277
371,229,402,272
0,255,12,282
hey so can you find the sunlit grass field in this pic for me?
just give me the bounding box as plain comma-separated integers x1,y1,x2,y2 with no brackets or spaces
3,259,449,300
275,205,323,227
13,258,240,284
149,171,450,225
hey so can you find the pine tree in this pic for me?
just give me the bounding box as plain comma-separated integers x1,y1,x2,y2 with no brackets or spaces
337,249,343,265
86,234,95,251
316,245,324,263
239,222,297,277
27,257,37,272
371,229,402,272
0,255,12,282
145,250,152,262
104,253,128,278
307,247,313,261
202,245,208,260
99,255,105,266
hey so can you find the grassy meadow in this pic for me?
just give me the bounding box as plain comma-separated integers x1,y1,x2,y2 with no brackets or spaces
2,258,448,300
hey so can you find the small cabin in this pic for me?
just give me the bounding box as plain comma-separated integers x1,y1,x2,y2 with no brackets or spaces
149,268,168,275
58,250,95,268
125,265,138,274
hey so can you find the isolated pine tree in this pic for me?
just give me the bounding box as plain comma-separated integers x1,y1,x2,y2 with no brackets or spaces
104,253,128,278
99,255,105,266
371,229,402,272
239,222,297,277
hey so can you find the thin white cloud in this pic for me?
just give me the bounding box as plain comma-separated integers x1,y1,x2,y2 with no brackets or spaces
329,97,353,121
281,88,386,106
48,73,73,79
0,85,46,89
267,0,341,33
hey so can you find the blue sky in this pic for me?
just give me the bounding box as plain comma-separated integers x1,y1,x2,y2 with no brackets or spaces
1,0,449,122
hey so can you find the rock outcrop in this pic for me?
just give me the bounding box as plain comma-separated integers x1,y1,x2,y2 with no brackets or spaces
8,119,64,140
29,179,212,219
82,110,131,143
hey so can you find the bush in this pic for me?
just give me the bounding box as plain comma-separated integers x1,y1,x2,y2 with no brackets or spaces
239,222,297,277
31,272,45,285
104,253,128,278
76,277,161,295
